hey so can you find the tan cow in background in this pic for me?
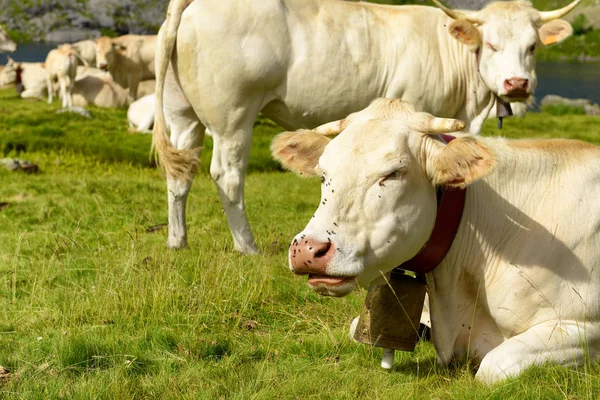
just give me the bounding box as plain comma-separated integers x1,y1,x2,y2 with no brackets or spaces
95,35,156,103
0,57,48,99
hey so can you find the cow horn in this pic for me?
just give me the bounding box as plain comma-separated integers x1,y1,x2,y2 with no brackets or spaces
431,0,483,24
537,0,580,23
313,119,346,136
421,114,466,133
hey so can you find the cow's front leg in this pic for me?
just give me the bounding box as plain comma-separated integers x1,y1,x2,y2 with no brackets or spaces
476,320,600,384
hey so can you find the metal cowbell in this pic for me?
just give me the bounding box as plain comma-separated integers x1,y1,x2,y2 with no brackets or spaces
353,270,427,352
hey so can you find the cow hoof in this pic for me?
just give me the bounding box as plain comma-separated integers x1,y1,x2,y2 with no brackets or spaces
234,244,259,255
166,239,188,250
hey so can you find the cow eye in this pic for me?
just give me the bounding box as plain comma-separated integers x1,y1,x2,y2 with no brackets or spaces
528,44,536,53
486,42,497,52
378,169,405,186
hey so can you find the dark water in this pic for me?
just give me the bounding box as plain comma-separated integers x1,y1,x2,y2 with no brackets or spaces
2,43,600,104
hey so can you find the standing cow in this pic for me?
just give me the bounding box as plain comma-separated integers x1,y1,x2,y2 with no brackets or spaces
95,35,157,103
153,0,580,254
45,44,89,108
271,97,600,384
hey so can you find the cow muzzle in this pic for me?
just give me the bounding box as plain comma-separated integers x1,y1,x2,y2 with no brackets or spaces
289,235,355,296
97,62,108,70
503,77,530,99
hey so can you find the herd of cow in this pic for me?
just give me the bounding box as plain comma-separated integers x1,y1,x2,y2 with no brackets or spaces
0,33,158,132
3,0,600,386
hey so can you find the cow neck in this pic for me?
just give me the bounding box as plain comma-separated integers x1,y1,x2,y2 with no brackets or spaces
16,66,22,85
399,134,466,274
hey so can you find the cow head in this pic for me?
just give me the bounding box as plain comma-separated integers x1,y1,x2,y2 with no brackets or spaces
272,99,496,296
0,56,18,86
434,0,579,102
0,25,17,53
95,36,126,70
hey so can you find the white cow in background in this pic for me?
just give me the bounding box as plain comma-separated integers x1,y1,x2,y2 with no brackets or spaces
0,25,16,53
45,43,89,108
152,0,580,254
272,98,600,384
0,58,48,99
72,39,97,67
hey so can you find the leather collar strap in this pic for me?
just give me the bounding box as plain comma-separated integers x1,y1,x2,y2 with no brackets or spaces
399,135,466,274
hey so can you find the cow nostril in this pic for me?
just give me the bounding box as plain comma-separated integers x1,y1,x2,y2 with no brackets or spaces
314,242,332,258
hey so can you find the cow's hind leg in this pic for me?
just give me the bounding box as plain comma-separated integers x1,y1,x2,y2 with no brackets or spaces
208,112,259,254
163,70,205,249
476,320,600,384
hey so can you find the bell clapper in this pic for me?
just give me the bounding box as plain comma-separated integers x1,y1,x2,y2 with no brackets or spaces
381,348,395,369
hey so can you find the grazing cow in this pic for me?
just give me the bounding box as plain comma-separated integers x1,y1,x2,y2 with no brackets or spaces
153,0,580,254
95,35,157,103
0,25,16,53
45,44,88,108
271,98,600,384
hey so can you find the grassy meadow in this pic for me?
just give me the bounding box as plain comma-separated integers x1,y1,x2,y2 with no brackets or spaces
1,87,600,398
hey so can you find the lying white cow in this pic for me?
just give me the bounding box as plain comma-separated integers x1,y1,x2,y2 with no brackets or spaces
153,0,580,254
271,98,600,384
96,34,156,103
0,58,48,99
0,25,16,53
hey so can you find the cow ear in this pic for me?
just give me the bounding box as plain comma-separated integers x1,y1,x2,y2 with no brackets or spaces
430,136,496,188
271,130,330,177
538,19,573,46
449,19,481,49
114,43,127,54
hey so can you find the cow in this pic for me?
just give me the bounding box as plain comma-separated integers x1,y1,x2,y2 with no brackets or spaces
72,39,97,67
0,58,48,99
270,97,600,384
71,75,130,109
95,35,157,103
45,44,89,108
0,25,16,53
152,0,580,254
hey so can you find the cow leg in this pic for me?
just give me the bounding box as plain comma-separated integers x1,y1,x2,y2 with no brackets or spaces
46,74,53,104
209,117,258,254
475,320,600,384
165,111,205,250
59,77,68,108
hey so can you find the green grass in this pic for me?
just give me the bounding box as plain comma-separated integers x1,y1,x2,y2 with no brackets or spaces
1,88,600,398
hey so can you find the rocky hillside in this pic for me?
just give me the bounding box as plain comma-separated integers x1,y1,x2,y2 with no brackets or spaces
0,0,168,43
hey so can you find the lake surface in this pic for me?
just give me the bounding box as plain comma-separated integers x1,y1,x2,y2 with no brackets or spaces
2,43,600,104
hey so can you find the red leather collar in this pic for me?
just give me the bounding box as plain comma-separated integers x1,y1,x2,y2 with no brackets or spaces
399,135,466,274
16,66,22,85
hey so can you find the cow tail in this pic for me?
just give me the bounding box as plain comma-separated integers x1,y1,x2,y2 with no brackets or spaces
153,0,198,182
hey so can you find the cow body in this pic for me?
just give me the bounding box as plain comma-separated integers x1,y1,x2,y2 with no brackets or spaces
72,39,97,66
96,35,157,103
272,98,600,384
45,44,84,108
72,75,130,109
0,58,48,99
153,0,578,253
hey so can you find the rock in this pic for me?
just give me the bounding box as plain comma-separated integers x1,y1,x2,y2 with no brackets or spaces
0,158,39,173
584,104,600,116
541,94,600,116
56,106,92,119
